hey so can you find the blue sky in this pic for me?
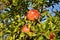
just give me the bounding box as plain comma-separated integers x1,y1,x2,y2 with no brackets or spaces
42,2,60,23
46,2,60,16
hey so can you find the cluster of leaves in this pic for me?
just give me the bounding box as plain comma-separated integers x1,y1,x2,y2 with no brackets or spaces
0,0,60,40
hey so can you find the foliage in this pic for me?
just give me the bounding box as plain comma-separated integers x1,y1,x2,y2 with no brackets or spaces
0,0,60,40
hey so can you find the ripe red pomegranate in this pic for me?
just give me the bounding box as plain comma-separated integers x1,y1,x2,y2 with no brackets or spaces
50,33,55,39
21,24,30,33
26,9,40,21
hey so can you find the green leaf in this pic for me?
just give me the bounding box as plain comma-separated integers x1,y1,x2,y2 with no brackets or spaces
37,36,43,40
13,26,19,33
12,0,18,6
45,22,49,30
27,32,36,37
20,33,25,38
44,30,50,39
